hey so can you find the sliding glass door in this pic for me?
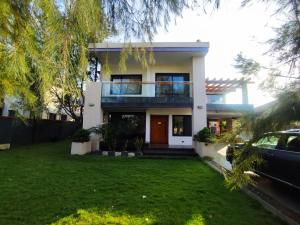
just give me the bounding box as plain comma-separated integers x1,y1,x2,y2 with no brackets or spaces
155,73,190,97
110,75,142,95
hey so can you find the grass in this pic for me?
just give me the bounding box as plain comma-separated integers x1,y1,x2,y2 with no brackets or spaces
0,141,285,225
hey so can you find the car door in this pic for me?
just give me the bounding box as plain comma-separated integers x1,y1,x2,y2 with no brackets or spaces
251,134,281,177
279,135,300,187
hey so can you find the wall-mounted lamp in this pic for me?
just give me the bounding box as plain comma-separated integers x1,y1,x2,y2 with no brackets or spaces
197,105,203,109
88,103,95,107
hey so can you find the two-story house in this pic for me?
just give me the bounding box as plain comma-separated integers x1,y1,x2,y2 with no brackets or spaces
83,42,253,151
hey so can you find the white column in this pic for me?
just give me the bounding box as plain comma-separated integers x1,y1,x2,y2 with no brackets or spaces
192,56,207,134
145,111,150,143
83,82,103,129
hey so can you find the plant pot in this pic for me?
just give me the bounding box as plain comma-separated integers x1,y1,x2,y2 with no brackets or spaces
0,143,10,150
71,141,91,155
102,151,108,156
128,152,135,157
90,133,100,152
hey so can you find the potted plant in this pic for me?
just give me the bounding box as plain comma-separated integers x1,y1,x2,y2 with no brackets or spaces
71,128,91,155
193,127,216,157
134,137,144,156
193,127,213,144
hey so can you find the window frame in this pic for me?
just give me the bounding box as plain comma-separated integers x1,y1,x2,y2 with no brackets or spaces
207,94,225,104
155,73,190,97
172,115,192,137
110,74,142,95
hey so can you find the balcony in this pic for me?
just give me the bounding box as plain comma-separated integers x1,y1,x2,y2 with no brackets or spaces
101,81,193,109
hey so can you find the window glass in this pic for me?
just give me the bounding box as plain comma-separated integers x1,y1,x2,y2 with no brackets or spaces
111,75,142,95
252,135,280,150
0,108,3,116
173,115,192,136
156,74,189,97
286,135,300,152
207,95,225,104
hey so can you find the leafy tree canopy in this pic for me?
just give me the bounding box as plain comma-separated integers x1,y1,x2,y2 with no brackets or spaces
1,0,218,116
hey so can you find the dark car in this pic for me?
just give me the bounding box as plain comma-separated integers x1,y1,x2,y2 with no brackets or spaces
226,129,300,189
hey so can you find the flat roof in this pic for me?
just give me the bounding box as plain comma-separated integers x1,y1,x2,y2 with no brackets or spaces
89,42,209,55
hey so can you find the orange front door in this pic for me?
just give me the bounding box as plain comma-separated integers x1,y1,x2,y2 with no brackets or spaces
150,115,168,144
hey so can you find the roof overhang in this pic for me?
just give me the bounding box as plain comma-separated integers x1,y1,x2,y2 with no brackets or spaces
207,103,254,119
89,42,209,66
89,42,209,55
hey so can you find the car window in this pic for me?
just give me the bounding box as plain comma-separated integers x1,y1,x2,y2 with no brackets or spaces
252,135,280,150
286,135,300,152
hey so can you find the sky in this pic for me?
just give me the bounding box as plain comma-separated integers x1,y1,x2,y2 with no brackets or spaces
153,0,282,106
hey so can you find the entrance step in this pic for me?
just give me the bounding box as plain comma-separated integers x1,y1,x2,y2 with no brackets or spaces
143,147,197,157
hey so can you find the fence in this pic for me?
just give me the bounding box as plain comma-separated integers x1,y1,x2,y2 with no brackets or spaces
0,117,80,146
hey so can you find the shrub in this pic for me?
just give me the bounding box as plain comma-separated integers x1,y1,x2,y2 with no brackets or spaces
134,137,144,152
72,128,90,142
193,127,214,143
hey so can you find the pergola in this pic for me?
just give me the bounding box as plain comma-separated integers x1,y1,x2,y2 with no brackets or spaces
205,78,251,104
206,78,250,94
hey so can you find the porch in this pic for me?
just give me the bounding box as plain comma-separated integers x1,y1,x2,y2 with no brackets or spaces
102,108,194,150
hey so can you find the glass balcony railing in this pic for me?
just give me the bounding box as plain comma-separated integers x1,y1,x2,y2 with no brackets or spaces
101,81,193,108
101,81,193,97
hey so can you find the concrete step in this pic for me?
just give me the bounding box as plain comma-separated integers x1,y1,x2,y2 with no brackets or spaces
143,148,197,156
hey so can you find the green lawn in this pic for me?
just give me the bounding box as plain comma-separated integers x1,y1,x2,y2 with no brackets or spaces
0,141,285,225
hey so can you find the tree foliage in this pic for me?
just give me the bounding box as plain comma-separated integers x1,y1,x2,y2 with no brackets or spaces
2,0,218,117
243,0,300,72
233,53,261,78
224,86,300,189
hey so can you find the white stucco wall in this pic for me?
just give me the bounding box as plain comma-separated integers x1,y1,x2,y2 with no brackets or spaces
85,51,207,145
192,56,207,134
83,82,103,129
145,108,193,146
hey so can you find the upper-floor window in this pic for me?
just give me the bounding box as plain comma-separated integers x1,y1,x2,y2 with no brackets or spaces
155,73,190,97
207,94,225,104
110,75,142,95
